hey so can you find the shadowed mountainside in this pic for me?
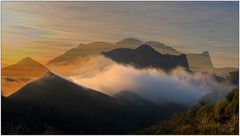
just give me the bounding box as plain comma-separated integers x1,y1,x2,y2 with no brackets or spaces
2,71,185,134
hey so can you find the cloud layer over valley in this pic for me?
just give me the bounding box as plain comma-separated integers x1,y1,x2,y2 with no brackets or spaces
69,56,232,106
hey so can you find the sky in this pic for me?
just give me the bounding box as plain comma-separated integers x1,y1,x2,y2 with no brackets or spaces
2,1,239,68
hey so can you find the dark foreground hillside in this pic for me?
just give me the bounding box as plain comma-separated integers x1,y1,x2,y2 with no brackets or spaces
135,88,239,135
2,70,238,135
1,71,184,135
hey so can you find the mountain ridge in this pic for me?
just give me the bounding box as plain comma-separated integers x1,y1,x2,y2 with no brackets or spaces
46,38,181,66
45,38,237,77
2,57,48,77
102,44,189,71
3,71,185,134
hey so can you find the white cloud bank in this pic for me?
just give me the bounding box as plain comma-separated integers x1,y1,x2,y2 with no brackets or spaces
69,56,231,106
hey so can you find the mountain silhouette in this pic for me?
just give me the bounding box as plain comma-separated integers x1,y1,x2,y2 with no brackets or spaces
136,44,156,52
145,41,181,55
8,71,118,113
3,71,184,134
187,51,213,70
186,51,237,77
116,38,144,45
46,42,115,66
103,44,189,71
2,57,48,77
45,38,236,76
46,38,181,67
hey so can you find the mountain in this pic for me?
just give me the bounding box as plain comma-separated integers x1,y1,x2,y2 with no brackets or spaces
2,71,124,134
47,42,114,66
46,38,183,75
145,41,181,55
103,44,189,71
46,38,143,67
46,38,236,76
116,38,181,55
2,57,48,77
186,51,214,71
8,71,117,110
46,38,181,67
135,88,239,135
186,51,238,77
46,42,117,75
2,57,48,96
2,71,183,134
116,38,144,46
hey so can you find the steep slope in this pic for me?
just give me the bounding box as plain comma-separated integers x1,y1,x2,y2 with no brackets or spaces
3,71,122,134
135,88,239,135
2,71,179,134
2,57,48,96
8,71,117,111
103,44,189,71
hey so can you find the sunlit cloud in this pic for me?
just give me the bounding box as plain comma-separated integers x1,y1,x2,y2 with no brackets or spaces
69,56,232,105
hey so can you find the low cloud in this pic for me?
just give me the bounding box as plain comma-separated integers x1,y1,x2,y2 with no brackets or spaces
69,55,231,106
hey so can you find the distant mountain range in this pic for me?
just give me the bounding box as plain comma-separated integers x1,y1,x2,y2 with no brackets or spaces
1,38,237,96
2,71,185,134
103,44,189,71
2,38,238,134
46,38,237,77
46,38,181,66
